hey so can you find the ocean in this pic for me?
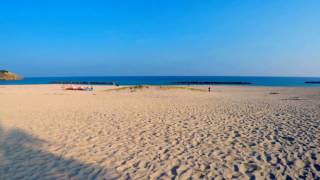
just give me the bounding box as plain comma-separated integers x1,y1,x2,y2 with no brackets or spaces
1,76,320,87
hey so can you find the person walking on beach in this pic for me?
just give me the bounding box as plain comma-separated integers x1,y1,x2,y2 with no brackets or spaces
208,86,211,92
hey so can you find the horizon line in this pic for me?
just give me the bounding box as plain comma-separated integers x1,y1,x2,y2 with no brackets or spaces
23,75,320,78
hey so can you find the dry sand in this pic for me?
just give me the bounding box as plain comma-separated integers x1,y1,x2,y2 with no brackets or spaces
0,85,319,179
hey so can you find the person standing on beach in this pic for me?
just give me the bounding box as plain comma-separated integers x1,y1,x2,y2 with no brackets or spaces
208,86,211,92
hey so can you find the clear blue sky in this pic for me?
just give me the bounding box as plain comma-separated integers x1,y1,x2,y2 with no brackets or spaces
1,0,319,77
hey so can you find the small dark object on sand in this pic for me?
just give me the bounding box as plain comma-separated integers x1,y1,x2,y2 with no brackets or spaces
282,97,306,101
269,92,280,95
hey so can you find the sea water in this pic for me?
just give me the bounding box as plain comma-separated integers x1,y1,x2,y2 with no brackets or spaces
1,76,320,87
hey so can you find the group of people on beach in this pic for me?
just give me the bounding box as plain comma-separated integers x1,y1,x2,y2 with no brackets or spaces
62,84,94,91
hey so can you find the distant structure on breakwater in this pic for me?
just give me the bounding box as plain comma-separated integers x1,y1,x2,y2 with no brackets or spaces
305,81,320,84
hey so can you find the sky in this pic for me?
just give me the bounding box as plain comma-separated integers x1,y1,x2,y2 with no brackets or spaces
0,0,319,77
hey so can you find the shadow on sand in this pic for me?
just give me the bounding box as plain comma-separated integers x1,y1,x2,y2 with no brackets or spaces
0,124,118,180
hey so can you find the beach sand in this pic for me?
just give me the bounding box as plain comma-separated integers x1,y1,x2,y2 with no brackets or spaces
0,85,319,179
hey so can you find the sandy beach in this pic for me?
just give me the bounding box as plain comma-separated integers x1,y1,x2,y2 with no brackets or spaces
0,85,319,179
